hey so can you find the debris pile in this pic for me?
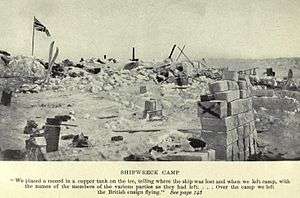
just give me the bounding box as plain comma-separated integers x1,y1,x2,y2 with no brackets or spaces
0,53,219,94
0,55,46,79
71,133,90,148
1,55,46,95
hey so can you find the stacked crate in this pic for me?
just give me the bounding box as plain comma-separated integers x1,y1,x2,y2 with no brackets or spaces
198,71,257,161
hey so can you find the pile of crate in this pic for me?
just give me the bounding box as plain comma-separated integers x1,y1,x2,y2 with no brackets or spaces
198,71,257,161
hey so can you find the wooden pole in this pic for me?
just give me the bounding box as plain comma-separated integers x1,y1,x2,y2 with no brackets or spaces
132,47,135,60
112,129,162,133
177,46,194,67
168,44,176,59
31,17,35,56
175,45,186,61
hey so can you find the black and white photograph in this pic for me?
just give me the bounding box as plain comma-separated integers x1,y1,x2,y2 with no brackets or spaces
0,0,299,162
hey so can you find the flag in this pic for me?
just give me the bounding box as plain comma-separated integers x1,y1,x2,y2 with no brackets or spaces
33,17,51,37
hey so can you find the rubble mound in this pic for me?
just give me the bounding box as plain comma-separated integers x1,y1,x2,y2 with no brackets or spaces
0,55,46,79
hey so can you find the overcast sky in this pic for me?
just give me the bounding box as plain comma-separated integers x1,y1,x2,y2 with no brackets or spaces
0,0,299,61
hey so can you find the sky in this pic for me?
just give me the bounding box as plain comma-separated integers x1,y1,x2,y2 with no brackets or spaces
0,0,299,61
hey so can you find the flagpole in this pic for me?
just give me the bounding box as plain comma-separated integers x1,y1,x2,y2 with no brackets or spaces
31,16,35,56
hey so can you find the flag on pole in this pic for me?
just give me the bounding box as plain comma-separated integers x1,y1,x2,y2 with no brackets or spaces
33,17,51,37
